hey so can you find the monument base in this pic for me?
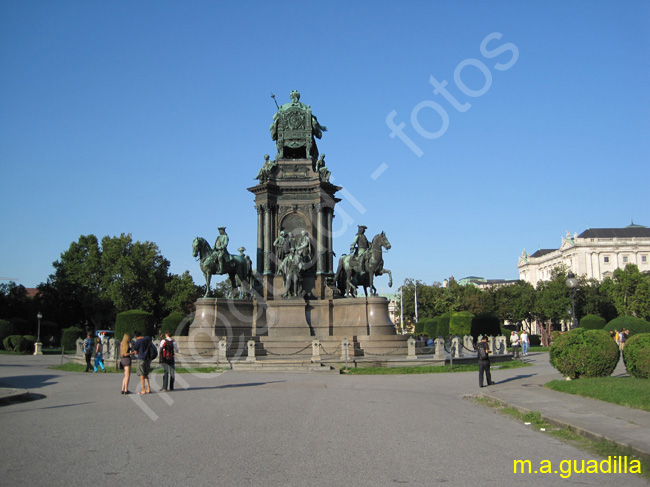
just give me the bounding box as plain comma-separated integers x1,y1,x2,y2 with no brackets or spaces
181,296,407,360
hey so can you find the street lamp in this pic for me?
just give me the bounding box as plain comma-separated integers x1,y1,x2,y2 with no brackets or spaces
34,312,43,355
565,272,579,330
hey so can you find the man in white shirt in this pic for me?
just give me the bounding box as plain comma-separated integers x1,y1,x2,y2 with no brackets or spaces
510,330,520,359
520,330,530,356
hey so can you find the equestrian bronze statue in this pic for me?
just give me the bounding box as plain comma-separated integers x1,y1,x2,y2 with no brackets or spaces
335,231,393,297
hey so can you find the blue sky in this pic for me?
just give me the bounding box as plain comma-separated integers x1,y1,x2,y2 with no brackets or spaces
1,1,649,293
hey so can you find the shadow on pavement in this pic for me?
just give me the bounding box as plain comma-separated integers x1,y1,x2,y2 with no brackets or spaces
0,374,59,389
492,374,536,385
185,381,286,391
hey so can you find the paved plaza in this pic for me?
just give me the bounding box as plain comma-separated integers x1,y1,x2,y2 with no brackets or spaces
0,353,648,486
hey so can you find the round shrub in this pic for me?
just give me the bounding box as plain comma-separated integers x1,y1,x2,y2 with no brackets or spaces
622,333,650,379
161,311,191,336
3,335,20,351
549,328,620,379
0,320,16,350
23,335,36,353
115,310,155,341
604,316,650,338
580,314,606,330
471,313,501,340
61,327,84,351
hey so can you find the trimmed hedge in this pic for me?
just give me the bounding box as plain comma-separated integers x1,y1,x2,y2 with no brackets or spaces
3,335,31,353
62,327,84,351
604,316,650,338
115,310,155,341
421,318,436,338
622,333,650,379
450,311,474,337
437,312,452,338
580,314,606,330
471,313,501,339
414,320,425,334
0,320,16,350
549,328,620,379
161,311,191,336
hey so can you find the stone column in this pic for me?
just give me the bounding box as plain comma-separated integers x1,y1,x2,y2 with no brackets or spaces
488,335,496,355
327,210,334,273
256,206,264,274
316,205,325,274
263,205,272,275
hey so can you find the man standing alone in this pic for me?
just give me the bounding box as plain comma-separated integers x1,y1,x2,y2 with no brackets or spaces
83,333,94,372
477,336,493,388
160,330,179,392
133,331,152,394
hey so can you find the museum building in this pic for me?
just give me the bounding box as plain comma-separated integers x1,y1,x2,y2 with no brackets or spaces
518,224,650,286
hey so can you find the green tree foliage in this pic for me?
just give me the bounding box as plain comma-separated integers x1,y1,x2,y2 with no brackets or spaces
579,314,606,330
46,234,199,325
602,265,650,319
549,328,620,379
115,310,155,341
449,311,474,336
535,270,571,346
622,333,650,379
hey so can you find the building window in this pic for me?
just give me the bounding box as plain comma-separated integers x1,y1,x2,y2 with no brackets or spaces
623,256,628,263
642,255,648,263
604,256,610,263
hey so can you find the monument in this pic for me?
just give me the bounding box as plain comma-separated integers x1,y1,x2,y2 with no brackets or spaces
185,91,406,360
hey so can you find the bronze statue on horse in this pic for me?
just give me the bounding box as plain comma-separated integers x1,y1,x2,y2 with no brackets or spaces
192,235,253,298
335,230,393,297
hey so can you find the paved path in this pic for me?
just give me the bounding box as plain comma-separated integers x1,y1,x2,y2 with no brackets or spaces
0,353,647,486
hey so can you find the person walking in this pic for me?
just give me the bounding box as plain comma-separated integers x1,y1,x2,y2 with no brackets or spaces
477,336,493,387
520,330,530,356
93,337,106,372
159,330,179,392
133,331,153,394
120,333,135,394
83,333,94,372
510,330,520,359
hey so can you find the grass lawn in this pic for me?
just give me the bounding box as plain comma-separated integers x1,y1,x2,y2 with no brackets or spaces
344,360,531,375
545,377,650,412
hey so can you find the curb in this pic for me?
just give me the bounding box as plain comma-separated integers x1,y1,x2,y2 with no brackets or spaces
476,393,650,464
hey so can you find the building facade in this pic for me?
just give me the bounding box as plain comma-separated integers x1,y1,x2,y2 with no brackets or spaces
518,224,650,286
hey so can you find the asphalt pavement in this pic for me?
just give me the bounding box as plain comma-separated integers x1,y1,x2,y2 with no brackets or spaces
0,351,648,486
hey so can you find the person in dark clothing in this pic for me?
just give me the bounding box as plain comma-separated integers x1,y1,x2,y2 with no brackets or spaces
477,336,493,388
159,330,179,392
132,331,152,394
82,333,94,372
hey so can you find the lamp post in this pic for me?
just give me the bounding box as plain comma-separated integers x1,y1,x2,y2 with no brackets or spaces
565,272,578,330
34,312,43,355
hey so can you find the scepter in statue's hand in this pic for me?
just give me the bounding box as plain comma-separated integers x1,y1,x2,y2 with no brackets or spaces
271,93,279,110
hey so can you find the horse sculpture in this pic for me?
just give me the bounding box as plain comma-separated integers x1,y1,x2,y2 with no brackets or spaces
335,232,393,297
192,237,253,298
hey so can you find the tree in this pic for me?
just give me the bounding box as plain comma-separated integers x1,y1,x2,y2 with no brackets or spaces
606,264,644,317
534,269,571,346
164,271,200,314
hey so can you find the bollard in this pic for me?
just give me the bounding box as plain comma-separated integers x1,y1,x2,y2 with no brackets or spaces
311,339,321,363
451,336,462,358
341,337,349,371
407,337,417,360
247,340,256,363
434,337,445,360
218,338,228,363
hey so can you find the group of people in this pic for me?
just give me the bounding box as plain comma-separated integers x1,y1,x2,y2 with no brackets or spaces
509,330,530,359
118,330,178,395
82,333,106,373
611,329,629,350
273,230,313,271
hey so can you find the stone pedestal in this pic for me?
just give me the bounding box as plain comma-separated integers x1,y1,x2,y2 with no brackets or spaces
33,342,43,356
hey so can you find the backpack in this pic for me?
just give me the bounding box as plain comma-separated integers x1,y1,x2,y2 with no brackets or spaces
162,339,175,361
146,340,158,362
478,343,488,360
